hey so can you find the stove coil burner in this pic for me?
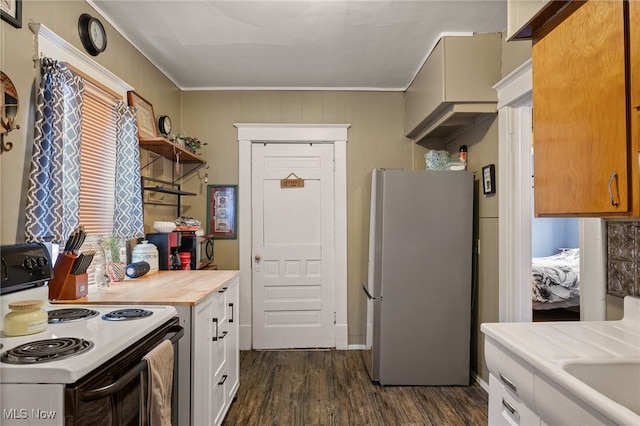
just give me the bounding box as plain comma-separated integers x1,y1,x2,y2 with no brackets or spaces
102,308,153,321
48,308,100,323
0,337,94,364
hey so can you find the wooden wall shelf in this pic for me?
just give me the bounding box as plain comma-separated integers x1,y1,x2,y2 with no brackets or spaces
139,136,203,164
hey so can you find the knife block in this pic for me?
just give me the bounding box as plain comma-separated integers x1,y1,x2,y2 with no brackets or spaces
58,273,88,300
49,253,88,300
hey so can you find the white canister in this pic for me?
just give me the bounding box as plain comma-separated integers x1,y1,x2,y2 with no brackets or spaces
131,240,159,273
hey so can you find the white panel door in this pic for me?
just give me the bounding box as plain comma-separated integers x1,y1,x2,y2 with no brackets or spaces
252,143,335,349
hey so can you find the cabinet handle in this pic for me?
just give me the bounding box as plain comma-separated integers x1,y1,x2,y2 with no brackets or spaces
218,374,228,386
499,373,517,394
218,286,228,293
608,172,620,207
229,303,234,323
502,398,520,422
212,318,219,341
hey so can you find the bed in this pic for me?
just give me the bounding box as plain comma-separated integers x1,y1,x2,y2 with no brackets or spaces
532,248,580,310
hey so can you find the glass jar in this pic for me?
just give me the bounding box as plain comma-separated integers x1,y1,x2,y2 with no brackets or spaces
3,300,48,336
131,240,159,273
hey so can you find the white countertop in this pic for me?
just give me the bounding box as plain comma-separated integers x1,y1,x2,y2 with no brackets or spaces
481,296,640,425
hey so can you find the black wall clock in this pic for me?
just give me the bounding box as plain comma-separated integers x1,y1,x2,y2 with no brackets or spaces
157,115,172,136
78,13,107,56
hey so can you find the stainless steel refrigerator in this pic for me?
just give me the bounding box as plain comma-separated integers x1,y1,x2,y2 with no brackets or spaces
362,168,473,386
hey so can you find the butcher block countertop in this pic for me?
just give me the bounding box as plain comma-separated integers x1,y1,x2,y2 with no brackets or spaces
51,270,239,306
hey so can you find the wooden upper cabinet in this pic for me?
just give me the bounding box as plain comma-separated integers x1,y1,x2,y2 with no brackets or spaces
631,0,640,216
633,1,640,106
532,0,635,216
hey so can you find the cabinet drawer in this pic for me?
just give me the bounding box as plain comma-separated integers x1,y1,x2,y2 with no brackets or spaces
485,338,535,403
489,374,540,426
211,367,228,426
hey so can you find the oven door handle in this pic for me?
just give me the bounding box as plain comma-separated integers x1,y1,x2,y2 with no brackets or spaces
78,325,184,402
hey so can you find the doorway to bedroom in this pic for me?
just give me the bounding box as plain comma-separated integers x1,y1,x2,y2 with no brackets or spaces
530,217,581,321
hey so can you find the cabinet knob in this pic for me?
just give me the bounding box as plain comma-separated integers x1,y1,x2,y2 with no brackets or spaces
255,254,261,262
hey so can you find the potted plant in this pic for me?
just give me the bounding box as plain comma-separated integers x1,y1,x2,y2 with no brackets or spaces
103,236,125,282
171,133,206,153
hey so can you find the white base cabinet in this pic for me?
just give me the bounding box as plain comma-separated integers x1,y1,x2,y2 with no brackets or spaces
485,336,612,426
177,276,240,426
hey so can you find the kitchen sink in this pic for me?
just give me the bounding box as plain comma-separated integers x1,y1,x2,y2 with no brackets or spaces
563,361,640,415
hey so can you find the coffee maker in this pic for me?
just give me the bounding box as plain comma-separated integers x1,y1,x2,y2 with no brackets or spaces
146,232,181,270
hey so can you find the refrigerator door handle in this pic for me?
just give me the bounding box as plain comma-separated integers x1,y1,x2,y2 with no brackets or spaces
362,283,380,300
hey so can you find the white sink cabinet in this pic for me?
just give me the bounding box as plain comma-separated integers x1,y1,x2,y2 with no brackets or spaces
486,337,612,425
482,296,640,426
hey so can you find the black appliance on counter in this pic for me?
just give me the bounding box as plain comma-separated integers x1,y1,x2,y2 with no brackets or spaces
146,232,181,270
147,231,214,270
179,233,214,270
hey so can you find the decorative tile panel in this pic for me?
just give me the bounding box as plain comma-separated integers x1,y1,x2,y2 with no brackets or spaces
607,221,640,297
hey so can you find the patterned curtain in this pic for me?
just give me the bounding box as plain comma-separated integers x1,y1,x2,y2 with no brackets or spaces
112,101,144,239
25,58,84,243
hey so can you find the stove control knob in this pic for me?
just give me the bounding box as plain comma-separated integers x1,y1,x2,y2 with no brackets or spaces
23,257,37,270
36,257,49,268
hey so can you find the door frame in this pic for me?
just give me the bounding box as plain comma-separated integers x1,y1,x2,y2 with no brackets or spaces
235,123,350,350
495,59,606,322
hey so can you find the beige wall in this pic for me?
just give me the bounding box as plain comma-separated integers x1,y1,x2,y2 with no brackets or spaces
178,90,413,344
501,37,532,77
426,116,500,382
0,0,181,244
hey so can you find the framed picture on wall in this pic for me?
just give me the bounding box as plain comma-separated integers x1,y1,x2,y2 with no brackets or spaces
482,164,496,195
207,185,238,239
1,0,22,28
127,91,157,139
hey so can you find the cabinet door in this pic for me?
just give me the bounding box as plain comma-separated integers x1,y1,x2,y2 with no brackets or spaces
211,287,228,379
211,287,229,426
488,374,540,426
632,0,640,216
192,296,214,425
532,0,629,215
226,280,240,401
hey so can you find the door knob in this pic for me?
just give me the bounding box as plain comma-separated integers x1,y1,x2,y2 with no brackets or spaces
254,254,261,262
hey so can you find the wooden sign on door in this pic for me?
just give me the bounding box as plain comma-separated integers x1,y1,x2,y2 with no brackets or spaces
280,173,304,188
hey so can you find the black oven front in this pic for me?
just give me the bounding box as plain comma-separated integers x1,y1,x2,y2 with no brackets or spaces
64,318,183,426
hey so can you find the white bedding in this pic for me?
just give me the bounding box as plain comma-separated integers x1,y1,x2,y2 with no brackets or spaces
532,248,580,309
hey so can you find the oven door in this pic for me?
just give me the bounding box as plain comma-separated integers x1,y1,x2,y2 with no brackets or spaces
65,319,183,426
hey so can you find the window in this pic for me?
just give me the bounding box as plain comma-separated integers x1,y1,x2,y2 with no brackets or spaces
31,24,136,287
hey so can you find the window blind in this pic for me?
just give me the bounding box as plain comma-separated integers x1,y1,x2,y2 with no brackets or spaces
78,80,118,236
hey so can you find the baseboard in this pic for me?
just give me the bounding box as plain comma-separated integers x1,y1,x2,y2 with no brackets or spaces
239,324,251,350
472,371,489,393
348,344,366,350
335,323,348,350
240,323,349,350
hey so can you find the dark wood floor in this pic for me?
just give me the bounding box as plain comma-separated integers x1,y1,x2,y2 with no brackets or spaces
223,350,488,425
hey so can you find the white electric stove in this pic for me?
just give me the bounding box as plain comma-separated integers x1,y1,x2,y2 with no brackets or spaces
0,243,183,426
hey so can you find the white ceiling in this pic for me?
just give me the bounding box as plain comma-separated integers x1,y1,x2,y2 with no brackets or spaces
89,0,507,91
